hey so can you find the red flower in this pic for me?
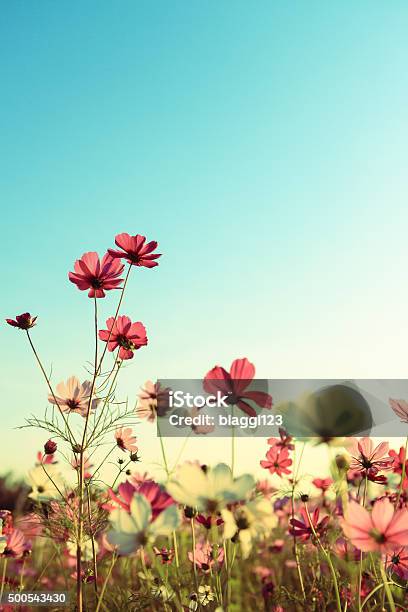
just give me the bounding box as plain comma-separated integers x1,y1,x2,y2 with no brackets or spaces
137,480,174,518
6,312,37,330
203,358,272,417
108,233,162,268
99,315,147,360
267,428,294,451
313,478,333,492
389,447,408,485
260,446,292,477
68,252,124,298
153,546,174,564
196,514,224,530
289,507,329,541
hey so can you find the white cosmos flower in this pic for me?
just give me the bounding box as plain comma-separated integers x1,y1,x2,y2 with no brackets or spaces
27,465,64,502
222,498,277,559
107,493,180,555
166,463,255,512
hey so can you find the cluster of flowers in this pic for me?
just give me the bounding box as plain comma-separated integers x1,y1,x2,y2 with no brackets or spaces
5,229,408,610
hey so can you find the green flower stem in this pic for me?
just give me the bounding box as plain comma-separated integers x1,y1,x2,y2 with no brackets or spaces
304,504,342,612
380,563,396,612
95,554,117,612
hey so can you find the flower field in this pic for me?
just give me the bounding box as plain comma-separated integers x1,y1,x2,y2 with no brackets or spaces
3,233,408,612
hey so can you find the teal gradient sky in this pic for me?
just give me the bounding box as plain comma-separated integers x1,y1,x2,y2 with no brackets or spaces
1,3,408,478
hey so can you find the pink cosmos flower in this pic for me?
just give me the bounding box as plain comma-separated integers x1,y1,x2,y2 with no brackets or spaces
104,479,173,519
137,481,174,518
387,548,408,579
48,376,100,417
269,538,284,553
389,398,408,424
260,446,292,477
267,428,294,451
68,252,124,298
188,540,224,572
137,380,171,421
36,451,57,465
348,437,393,475
389,447,408,489
71,455,93,480
2,529,28,558
289,507,329,541
313,478,333,492
6,312,37,330
99,315,147,360
153,546,174,564
256,479,277,499
341,498,408,553
15,513,43,538
108,233,161,268
204,358,272,417
115,427,138,453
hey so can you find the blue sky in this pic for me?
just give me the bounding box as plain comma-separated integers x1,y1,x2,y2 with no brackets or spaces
1,2,408,476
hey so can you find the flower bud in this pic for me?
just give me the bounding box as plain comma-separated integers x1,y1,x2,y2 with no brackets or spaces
335,454,349,471
44,439,57,455
184,506,197,519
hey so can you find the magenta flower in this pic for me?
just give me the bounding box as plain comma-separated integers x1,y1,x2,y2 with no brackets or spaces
153,546,174,564
137,481,174,518
204,357,272,417
341,498,408,553
104,479,173,519
6,312,37,330
99,315,147,360
196,514,224,530
389,398,408,424
108,233,161,268
68,251,124,298
260,446,292,477
115,427,138,453
289,507,329,541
